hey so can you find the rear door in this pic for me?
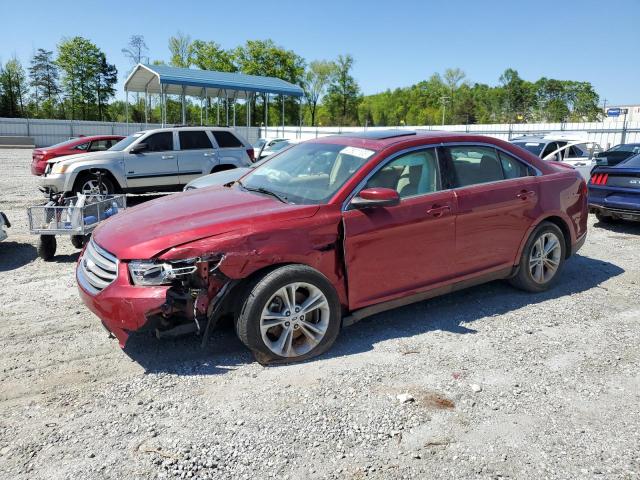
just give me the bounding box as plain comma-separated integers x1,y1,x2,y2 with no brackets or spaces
177,130,217,185
125,131,179,190
440,144,540,275
342,147,457,309
212,131,250,167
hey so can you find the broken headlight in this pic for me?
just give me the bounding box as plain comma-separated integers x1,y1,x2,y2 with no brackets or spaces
128,258,198,286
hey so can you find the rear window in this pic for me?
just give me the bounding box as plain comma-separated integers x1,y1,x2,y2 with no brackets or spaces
179,131,212,150
212,131,242,148
619,154,640,167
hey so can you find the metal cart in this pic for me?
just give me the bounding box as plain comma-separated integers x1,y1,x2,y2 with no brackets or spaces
27,194,127,260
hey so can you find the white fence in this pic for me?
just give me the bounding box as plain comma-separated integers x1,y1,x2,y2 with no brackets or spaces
0,117,261,147
264,120,640,150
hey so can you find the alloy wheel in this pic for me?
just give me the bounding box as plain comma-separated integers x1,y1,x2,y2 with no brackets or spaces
259,282,330,358
529,232,562,284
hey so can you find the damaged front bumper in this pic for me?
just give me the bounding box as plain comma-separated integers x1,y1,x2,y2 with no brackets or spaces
77,253,231,347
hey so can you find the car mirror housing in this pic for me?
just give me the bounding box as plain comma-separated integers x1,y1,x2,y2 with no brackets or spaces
350,187,400,209
130,142,148,154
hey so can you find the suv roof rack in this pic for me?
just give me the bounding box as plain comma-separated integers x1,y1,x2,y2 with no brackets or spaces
344,130,417,140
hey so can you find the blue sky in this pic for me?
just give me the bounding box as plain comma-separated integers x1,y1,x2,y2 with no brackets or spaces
1,0,638,104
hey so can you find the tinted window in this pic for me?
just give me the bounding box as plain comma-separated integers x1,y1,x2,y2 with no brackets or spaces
541,142,558,160
446,146,504,187
498,151,534,179
179,131,212,150
366,149,440,198
74,142,90,151
144,132,174,152
212,131,242,148
110,133,144,151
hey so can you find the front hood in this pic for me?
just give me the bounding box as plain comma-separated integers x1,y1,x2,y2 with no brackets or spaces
93,186,319,259
46,151,118,165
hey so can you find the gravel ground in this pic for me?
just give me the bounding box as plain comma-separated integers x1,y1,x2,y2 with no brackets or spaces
0,148,638,480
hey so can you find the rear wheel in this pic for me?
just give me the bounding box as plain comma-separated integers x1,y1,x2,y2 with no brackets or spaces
71,234,88,249
509,222,565,292
38,235,57,261
236,265,342,364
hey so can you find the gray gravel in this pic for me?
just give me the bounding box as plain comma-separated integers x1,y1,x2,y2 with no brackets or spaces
0,148,639,479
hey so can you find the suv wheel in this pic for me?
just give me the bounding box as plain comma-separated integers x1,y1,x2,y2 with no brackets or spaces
236,265,341,364
75,173,115,196
509,222,565,292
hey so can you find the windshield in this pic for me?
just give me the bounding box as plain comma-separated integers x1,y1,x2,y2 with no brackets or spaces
109,133,144,151
513,141,544,156
618,154,640,168
268,141,292,152
240,142,376,205
47,137,85,149
609,143,640,153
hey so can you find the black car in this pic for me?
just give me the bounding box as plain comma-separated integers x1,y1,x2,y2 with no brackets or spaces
595,143,640,167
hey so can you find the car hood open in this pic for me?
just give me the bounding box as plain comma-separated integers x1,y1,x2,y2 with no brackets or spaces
92,186,320,259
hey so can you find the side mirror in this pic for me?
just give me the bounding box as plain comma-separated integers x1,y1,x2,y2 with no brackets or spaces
350,187,400,209
130,142,148,154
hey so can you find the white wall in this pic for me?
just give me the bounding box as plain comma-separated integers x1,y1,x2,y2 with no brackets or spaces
261,121,640,150
0,117,260,147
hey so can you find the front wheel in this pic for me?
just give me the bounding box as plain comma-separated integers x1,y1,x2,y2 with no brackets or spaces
509,222,566,292
236,265,342,364
74,173,115,197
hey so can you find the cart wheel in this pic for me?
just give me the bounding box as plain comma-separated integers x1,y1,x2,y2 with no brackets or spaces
38,235,57,261
71,235,87,249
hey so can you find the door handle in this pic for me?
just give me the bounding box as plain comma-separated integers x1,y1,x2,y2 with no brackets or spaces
426,205,451,218
203,152,216,157
516,190,536,200
161,154,175,160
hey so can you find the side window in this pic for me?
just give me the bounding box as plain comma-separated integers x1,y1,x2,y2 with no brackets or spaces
446,145,504,187
88,140,110,152
74,142,89,151
541,142,558,160
179,131,213,150
365,148,441,198
212,131,242,148
498,151,534,179
144,132,174,152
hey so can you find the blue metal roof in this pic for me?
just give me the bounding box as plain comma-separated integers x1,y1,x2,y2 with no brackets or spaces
124,64,303,98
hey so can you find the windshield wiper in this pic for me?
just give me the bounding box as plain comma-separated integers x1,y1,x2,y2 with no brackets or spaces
238,181,288,203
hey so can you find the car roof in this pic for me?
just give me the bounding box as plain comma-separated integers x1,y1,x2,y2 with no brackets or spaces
134,126,240,135
312,130,468,149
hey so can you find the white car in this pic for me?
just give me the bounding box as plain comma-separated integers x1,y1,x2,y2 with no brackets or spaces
255,138,296,159
0,212,10,242
40,127,254,195
511,134,602,180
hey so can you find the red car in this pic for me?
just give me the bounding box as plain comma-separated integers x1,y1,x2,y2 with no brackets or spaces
31,135,124,175
77,131,587,363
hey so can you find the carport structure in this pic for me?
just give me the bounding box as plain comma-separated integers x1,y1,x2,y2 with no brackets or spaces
123,63,304,136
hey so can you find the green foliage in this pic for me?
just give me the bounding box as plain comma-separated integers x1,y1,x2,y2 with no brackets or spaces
29,48,61,118
0,57,28,117
301,60,336,126
324,55,361,126
190,40,236,72
168,32,193,68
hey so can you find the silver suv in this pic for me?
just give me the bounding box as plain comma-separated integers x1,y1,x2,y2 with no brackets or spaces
41,127,254,195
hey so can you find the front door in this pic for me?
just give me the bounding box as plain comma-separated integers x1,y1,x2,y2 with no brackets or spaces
342,148,457,309
440,144,540,275
177,130,217,185
125,131,180,190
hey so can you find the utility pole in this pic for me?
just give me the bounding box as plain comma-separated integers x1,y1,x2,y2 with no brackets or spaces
440,96,450,126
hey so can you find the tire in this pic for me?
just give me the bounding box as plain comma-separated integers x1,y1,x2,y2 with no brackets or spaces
595,212,619,224
236,265,342,364
74,172,115,196
38,235,57,261
71,234,88,249
509,222,566,293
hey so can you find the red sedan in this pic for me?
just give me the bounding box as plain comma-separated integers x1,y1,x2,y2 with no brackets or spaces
31,135,124,175
76,131,587,363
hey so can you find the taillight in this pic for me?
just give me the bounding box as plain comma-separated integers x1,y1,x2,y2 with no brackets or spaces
246,148,255,162
590,173,609,185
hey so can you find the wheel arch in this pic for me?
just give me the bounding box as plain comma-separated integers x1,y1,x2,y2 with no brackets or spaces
515,214,574,265
72,168,123,193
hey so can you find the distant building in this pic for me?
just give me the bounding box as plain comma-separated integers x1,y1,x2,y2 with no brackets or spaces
603,104,640,122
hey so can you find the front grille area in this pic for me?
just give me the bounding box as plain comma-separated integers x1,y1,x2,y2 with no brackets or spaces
78,239,118,295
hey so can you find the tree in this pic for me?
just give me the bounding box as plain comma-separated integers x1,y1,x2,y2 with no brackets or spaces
190,40,236,72
0,57,28,117
57,36,103,120
122,34,149,65
29,48,61,117
94,53,117,120
499,68,535,122
168,32,192,68
325,54,361,126
301,60,335,126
